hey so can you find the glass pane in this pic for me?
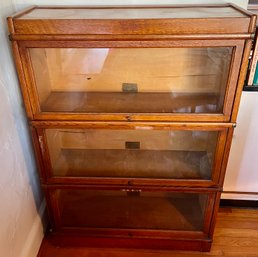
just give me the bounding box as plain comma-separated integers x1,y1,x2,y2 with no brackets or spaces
45,129,218,180
56,189,209,231
30,47,232,114
20,7,246,20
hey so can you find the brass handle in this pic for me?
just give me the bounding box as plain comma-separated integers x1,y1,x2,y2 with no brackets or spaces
122,189,142,196
122,189,142,192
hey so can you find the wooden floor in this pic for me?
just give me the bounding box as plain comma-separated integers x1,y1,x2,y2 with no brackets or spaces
37,207,258,257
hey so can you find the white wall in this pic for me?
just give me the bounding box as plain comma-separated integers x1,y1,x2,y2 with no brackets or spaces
0,1,44,257
0,0,249,257
222,92,258,200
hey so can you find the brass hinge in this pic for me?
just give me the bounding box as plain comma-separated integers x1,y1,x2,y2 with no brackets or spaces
38,136,45,153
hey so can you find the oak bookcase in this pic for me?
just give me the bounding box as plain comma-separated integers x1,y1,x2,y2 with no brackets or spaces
7,4,256,251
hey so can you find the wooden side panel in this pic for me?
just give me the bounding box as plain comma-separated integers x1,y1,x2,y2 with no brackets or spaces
30,126,46,182
11,41,33,119
231,39,253,122
218,128,235,187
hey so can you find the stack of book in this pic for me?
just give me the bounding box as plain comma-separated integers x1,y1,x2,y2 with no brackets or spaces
246,4,258,89
248,40,258,86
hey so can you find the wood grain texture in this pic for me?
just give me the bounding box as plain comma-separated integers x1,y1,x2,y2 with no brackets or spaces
218,128,234,187
37,207,258,257
30,121,233,130
231,39,253,122
12,18,251,36
30,126,47,183
8,5,253,36
10,41,33,119
9,34,254,41
32,113,231,122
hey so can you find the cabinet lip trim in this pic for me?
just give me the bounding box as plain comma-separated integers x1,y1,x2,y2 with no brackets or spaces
55,227,207,239
9,33,253,41
30,121,235,129
42,184,221,192
31,115,232,123
45,177,219,188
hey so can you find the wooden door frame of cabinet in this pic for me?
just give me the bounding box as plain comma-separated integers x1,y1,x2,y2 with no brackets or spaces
207,191,222,239
30,121,235,129
231,39,253,122
30,126,48,183
31,121,231,187
42,183,220,191
44,187,59,231
31,126,52,183
17,39,244,122
207,130,235,238
42,184,218,241
218,127,235,187
11,41,33,119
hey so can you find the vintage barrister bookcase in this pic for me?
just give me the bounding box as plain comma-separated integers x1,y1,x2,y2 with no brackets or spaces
7,4,256,251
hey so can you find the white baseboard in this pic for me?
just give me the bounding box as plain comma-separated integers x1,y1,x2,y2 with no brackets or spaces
221,193,258,201
20,199,47,257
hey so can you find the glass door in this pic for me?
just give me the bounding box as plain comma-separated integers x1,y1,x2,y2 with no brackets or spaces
47,187,215,237
21,40,244,121
30,47,231,114
34,123,229,186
